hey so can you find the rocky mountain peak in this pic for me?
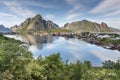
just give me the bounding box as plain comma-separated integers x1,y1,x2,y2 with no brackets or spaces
64,23,69,28
17,14,59,33
101,22,107,26
33,14,42,22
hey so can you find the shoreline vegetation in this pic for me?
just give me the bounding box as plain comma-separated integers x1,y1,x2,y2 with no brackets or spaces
0,33,120,79
84,36,120,51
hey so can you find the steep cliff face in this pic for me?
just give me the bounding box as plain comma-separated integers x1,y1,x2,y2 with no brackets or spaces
64,20,112,32
17,14,59,33
46,21,59,30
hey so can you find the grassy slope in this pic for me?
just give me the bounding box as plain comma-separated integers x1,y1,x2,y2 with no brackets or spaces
0,34,21,44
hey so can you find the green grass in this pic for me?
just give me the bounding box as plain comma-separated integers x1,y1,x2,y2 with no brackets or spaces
0,34,21,44
100,38,120,45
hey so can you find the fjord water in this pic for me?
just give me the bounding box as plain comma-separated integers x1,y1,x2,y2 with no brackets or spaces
5,34,120,66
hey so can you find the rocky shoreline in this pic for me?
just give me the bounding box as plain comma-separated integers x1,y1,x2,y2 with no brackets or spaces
52,33,120,51
83,37,120,51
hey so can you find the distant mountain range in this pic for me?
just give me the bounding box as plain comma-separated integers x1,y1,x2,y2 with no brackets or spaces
109,27,120,32
0,25,11,33
4,14,120,34
64,20,112,32
16,14,59,34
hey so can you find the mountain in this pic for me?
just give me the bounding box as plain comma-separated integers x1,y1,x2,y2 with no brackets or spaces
0,25,11,33
64,20,112,32
17,14,59,34
109,27,120,32
11,25,19,32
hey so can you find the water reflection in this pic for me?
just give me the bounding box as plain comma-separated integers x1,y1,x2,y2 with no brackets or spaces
23,34,55,49
29,37,120,66
5,34,120,66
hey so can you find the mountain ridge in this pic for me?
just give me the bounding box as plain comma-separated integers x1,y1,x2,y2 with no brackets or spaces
11,25,19,32
16,14,59,34
63,20,112,32
13,15,120,33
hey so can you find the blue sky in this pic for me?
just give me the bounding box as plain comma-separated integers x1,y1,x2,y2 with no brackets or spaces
0,0,120,29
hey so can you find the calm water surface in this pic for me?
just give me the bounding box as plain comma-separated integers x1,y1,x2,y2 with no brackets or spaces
5,34,120,66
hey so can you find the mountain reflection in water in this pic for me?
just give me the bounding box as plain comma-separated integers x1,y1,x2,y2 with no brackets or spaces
5,34,120,66
24,34,56,49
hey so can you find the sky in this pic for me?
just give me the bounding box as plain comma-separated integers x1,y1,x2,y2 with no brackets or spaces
0,0,120,29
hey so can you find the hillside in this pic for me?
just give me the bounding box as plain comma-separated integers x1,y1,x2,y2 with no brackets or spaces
17,14,59,34
64,20,112,33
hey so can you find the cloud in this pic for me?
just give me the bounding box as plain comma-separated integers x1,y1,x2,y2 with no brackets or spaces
0,12,16,18
69,5,83,14
66,13,80,20
0,0,57,27
3,0,35,18
24,0,58,9
90,0,120,17
65,0,84,21
89,0,120,29
110,20,120,21
106,10,120,17
44,14,55,20
0,12,24,27
66,0,76,4
0,18,23,28
66,0,84,14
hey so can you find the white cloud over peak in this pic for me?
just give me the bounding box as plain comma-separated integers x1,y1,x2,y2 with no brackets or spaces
66,0,84,14
0,12,16,18
66,13,80,20
44,14,55,20
65,0,83,21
